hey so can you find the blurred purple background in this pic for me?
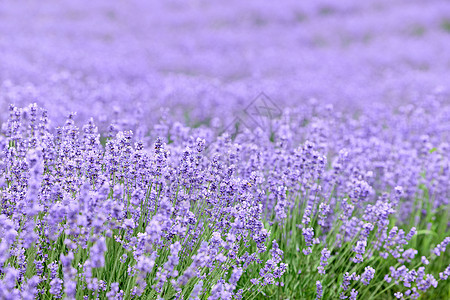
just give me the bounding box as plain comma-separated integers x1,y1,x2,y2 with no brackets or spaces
1,0,449,127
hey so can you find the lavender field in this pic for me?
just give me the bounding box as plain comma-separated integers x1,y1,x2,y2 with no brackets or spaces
1,0,450,299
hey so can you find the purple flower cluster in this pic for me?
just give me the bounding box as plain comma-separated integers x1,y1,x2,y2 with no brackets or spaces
360,266,375,285
316,280,323,299
317,248,331,275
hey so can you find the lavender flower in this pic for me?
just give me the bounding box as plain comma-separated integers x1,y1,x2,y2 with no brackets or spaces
352,240,367,263
316,280,323,299
361,266,375,285
318,248,331,274
350,289,358,300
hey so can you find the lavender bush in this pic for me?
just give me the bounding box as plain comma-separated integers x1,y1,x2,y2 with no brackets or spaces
0,0,449,299
0,100,448,299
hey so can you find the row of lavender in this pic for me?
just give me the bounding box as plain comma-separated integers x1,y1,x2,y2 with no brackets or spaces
2,0,450,125
0,99,448,299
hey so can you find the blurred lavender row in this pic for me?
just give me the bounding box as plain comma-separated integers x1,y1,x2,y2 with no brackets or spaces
1,0,450,126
